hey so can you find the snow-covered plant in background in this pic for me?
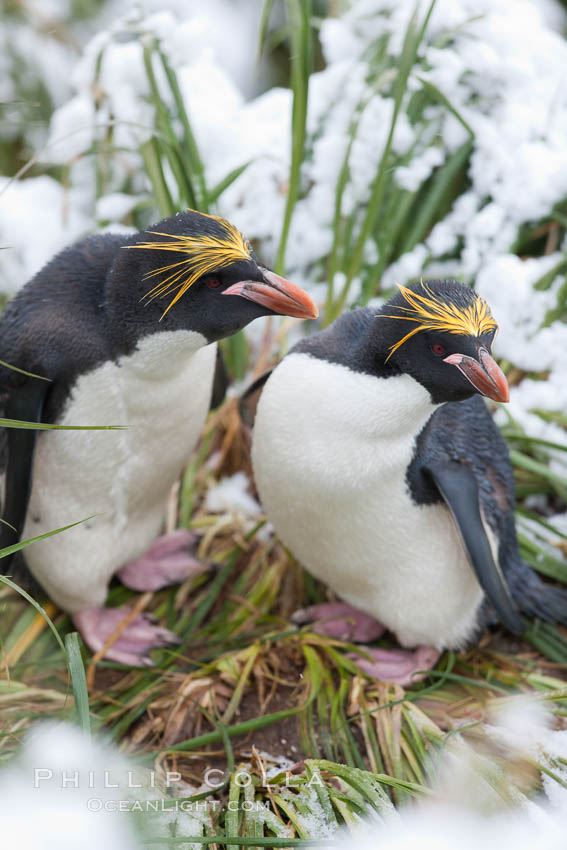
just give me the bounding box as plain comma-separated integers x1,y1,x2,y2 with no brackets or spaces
1,0,77,155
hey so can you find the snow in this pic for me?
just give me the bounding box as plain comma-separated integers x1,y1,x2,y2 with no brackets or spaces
204,471,275,541
45,94,97,164
0,721,216,848
1,12,76,149
340,805,567,850
205,471,262,518
205,471,262,517
0,723,138,849
96,192,143,223
0,175,91,294
396,147,445,193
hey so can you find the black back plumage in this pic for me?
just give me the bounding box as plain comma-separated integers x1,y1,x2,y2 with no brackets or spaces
0,233,124,424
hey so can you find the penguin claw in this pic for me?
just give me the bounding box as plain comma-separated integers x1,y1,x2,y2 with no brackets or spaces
291,602,386,642
116,530,209,592
72,606,181,667
347,645,440,687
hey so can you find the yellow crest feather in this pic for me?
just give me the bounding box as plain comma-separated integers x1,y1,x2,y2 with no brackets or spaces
381,283,498,361
126,210,252,318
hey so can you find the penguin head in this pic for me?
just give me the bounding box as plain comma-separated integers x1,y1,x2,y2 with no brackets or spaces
116,210,318,343
378,280,509,404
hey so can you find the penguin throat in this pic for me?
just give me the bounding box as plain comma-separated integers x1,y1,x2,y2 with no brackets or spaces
285,354,440,443
369,372,440,440
126,329,209,379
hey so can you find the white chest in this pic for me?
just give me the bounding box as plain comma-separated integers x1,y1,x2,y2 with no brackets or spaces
23,331,217,611
252,353,485,650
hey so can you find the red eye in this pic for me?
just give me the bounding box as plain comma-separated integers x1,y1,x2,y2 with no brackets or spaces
207,278,221,289
431,343,447,356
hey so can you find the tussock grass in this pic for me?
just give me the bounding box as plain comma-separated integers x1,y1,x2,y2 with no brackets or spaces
1,1,567,841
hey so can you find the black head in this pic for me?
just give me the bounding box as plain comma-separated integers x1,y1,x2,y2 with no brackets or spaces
375,280,509,404
107,209,317,345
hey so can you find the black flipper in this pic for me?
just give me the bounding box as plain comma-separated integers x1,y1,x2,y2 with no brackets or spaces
210,346,230,410
238,369,273,429
425,459,525,635
0,379,49,560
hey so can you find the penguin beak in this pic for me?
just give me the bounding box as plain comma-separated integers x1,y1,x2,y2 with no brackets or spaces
222,270,319,320
444,347,509,403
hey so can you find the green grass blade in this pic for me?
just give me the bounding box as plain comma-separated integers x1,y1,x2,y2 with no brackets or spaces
417,77,474,136
0,578,67,656
397,138,473,256
208,161,253,204
159,49,209,211
140,136,176,217
159,708,300,754
525,620,567,664
143,44,196,209
0,359,51,381
275,0,312,274
532,255,567,290
226,773,241,850
65,632,91,734
510,450,567,502
324,86,379,324
221,331,249,381
0,516,94,561
0,419,125,430
257,0,277,60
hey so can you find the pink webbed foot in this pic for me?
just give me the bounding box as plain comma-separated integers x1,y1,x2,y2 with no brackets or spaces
117,530,208,592
72,606,180,666
347,645,441,687
291,602,386,642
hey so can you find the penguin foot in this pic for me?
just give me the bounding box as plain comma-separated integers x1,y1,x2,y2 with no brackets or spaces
72,606,180,666
291,602,386,642
347,645,440,687
117,530,208,592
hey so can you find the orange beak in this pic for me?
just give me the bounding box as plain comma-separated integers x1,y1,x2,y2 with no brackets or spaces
444,347,509,403
222,269,318,320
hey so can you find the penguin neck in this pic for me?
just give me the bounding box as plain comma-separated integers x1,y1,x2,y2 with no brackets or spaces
104,297,211,363
353,327,440,439
364,372,440,441
291,309,441,440
120,328,211,379
353,316,400,377
287,353,439,444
